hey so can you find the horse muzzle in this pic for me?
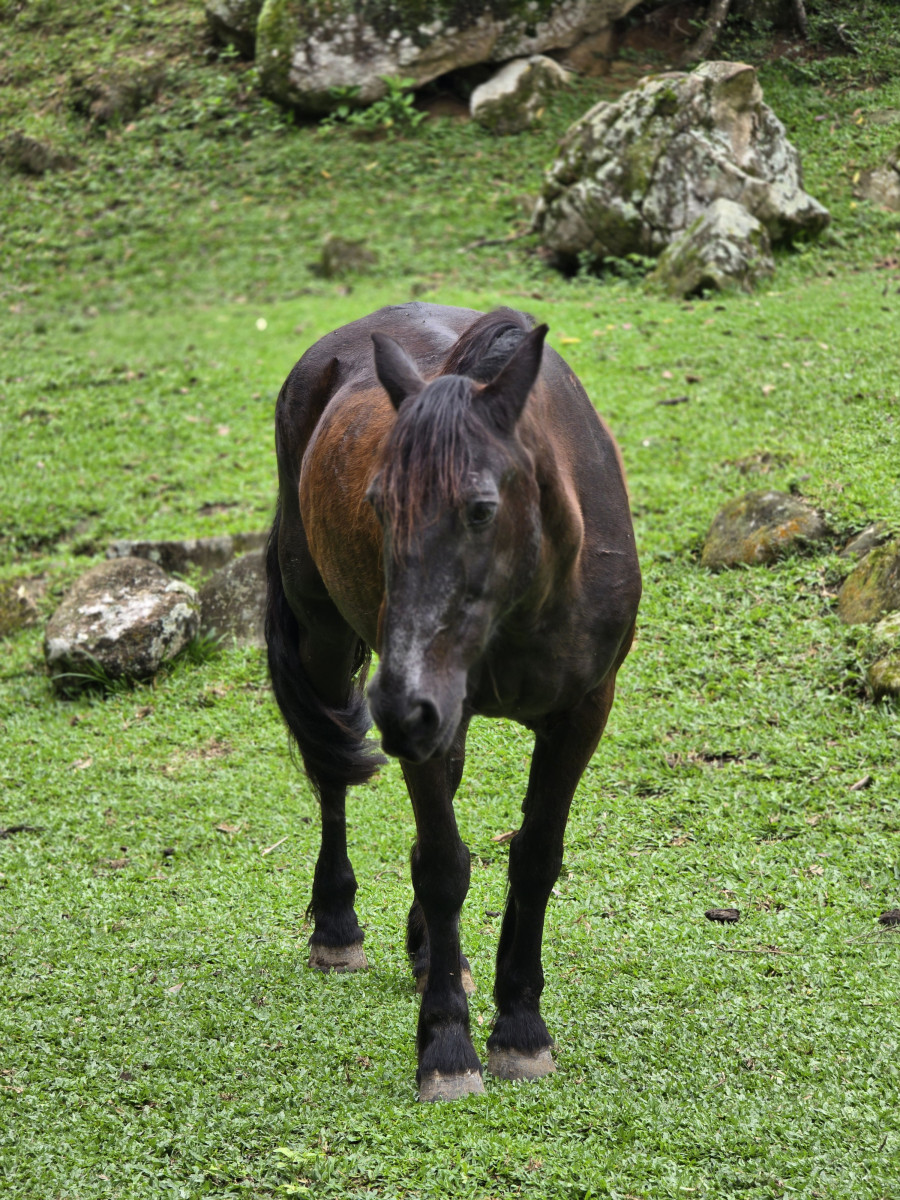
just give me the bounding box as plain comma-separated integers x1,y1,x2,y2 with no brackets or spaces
367,672,462,764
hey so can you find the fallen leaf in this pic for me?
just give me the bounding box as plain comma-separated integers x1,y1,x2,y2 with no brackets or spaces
216,822,240,834
72,757,93,771
491,829,517,843
849,774,872,791
167,982,183,994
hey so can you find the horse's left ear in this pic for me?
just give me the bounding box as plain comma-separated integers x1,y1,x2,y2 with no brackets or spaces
372,332,424,411
477,323,548,435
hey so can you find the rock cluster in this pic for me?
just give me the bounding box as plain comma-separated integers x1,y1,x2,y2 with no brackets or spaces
43,535,268,693
534,61,829,293
702,492,900,699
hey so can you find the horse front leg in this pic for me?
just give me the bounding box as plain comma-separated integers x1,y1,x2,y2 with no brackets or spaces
402,724,483,1101
487,676,618,1081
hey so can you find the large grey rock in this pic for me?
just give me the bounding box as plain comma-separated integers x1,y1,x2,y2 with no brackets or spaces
470,55,571,135
858,146,900,212
837,539,900,625
199,550,266,648
256,0,643,114
534,61,830,272
647,198,774,297
205,0,264,55
44,558,199,693
701,490,830,571
107,532,266,577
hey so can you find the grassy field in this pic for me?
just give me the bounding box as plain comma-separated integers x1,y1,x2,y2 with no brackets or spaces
2,3,900,1197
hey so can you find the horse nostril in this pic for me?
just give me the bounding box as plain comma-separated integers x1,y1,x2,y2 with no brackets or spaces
401,698,439,736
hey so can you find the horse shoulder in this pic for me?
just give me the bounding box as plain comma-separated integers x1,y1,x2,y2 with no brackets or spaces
298,385,392,645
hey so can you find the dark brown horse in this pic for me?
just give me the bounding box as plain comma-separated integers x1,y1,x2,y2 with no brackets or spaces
265,303,640,1101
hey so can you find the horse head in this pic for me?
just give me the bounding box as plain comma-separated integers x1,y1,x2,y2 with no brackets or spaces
365,324,548,763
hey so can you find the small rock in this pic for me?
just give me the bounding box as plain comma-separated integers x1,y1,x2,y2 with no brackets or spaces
470,56,571,136
0,132,78,176
857,145,900,213
647,198,774,298
705,908,740,924
701,490,829,570
107,532,265,577
199,550,266,648
837,538,900,625
839,522,891,560
314,235,377,280
44,558,199,693
0,578,43,637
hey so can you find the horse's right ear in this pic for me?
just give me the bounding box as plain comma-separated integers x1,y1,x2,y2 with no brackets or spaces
477,323,548,435
372,333,424,411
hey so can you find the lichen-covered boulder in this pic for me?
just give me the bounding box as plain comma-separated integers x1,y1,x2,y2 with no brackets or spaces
647,198,774,297
44,558,199,693
205,0,265,55
866,612,900,700
858,145,900,212
837,539,900,625
256,0,642,114
470,55,571,135
534,61,830,271
701,490,830,570
107,532,266,577
199,551,266,648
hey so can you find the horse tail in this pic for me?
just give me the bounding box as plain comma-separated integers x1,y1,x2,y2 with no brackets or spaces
265,504,385,795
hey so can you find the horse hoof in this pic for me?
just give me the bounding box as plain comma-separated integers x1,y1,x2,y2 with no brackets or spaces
415,967,476,996
308,943,367,973
487,1046,556,1081
418,1069,485,1102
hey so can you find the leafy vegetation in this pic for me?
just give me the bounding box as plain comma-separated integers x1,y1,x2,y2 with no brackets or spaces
1,2,899,1197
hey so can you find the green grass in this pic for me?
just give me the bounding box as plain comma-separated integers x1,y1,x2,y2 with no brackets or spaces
2,4,900,1197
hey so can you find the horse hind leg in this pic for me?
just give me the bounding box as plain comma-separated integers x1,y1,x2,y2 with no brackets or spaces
265,513,384,973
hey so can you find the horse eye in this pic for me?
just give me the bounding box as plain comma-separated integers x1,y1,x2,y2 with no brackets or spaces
465,500,497,529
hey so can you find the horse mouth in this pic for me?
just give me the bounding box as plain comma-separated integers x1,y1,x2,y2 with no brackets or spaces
377,713,459,765
368,682,461,764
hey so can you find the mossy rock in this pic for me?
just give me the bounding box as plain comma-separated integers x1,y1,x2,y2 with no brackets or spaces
535,60,830,273
701,490,829,570
837,539,900,625
205,0,265,56
646,198,774,298
256,0,641,114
